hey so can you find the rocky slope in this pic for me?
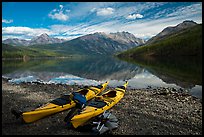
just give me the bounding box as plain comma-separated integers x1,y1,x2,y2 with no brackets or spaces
146,20,197,44
59,31,145,55
107,31,144,46
29,33,65,45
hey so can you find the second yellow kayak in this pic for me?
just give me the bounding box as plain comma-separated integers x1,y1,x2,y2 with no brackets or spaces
68,81,128,128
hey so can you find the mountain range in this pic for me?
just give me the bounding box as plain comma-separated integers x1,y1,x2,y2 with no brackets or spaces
2,31,145,57
3,31,144,48
2,20,201,58
55,31,145,55
3,33,65,46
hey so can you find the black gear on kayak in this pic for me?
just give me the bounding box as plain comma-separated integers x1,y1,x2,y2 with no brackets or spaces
64,92,87,124
50,94,72,106
88,100,107,108
117,85,125,89
72,92,87,107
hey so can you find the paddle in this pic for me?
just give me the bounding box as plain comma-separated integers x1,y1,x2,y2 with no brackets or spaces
91,110,118,135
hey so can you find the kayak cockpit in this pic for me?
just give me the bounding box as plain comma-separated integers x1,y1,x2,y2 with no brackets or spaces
50,94,72,106
88,100,107,108
78,89,89,95
103,90,117,97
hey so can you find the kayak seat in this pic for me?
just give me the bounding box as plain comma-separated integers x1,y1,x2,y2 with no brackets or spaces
88,100,107,108
117,86,125,90
103,91,117,97
93,85,103,89
50,95,72,106
78,89,89,96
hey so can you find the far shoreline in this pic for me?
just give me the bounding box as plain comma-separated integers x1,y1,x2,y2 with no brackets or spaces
2,76,202,101
2,56,74,61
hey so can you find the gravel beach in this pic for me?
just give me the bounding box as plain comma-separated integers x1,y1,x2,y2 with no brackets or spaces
2,78,202,135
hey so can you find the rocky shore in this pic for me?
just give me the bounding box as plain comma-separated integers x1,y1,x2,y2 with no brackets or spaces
2,78,202,135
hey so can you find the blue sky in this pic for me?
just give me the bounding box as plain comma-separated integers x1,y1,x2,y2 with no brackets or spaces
2,2,202,40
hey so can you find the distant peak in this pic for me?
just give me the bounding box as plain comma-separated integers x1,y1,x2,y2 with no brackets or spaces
110,31,130,34
121,31,130,34
93,32,106,35
175,20,197,29
39,33,49,37
182,20,197,24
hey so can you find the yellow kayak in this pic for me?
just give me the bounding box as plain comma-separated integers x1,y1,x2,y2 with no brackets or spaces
12,81,109,123
68,81,128,128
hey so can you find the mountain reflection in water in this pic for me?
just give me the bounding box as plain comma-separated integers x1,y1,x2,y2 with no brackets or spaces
2,56,202,99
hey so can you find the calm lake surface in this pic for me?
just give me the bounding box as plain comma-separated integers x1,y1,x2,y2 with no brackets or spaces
2,56,202,99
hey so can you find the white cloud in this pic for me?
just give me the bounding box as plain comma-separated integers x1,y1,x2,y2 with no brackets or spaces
2,24,88,40
65,9,70,13
2,2,202,41
49,12,69,21
0,16,188,41
59,5,63,9
2,19,13,24
90,8,97,12
47,21,118,40
126,14,143,20
49,25,73,34
52,9,57,12
96,7,115,16
48,5,69,21
3,26,33,35
166,3,202,18
2,35,31,41
120,17,191,39
2,26,53,40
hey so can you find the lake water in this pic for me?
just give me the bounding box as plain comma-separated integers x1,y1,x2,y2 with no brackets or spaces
2,56,202,99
